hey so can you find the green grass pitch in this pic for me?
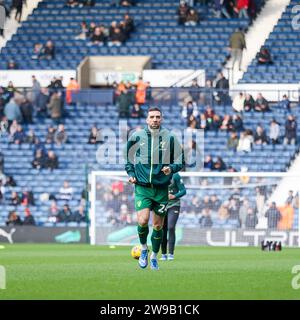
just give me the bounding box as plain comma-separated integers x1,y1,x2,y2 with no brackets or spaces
0,244,299,300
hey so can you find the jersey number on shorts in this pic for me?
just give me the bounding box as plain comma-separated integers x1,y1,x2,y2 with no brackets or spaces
158,204,166,213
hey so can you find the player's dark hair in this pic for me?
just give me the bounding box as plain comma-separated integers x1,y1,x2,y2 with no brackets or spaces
147,107,162,115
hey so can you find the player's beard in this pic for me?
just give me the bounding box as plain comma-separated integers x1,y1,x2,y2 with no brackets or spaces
149,123,160,130
149,125,160,136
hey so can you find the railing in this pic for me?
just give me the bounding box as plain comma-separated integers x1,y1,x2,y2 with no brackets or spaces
1,87,299,108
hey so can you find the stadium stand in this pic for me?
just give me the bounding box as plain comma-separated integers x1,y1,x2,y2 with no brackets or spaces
240,0,300,83
0,0,251,79
0,0,298,230
0,98,299,227
94,176,299,230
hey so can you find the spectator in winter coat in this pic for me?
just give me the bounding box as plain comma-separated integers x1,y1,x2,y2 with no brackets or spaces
32,149,46,170
245,208,258,229
177,1,189,24
215,72,229,104
227,131,239,150
59,181,73,202
213,156,227,171
88,27,105,46
39,40,55,60
254,125,268,145
236,0,249,18
23,208,36,226
269,119,280,144
204,155,214,170
181,100,199,120
57,204,73,222
31,43,43,60
284,115,297,145
13,124,26,144
4,98,22,124
279,94,290,111
47,92,63,123
21,190,34,206
108,27,126,46
117,89,133,118
45,150,59,170
36,88,50,117
232,114,244,132
255,93,270,112
214,0,231,19
20,99,33,124
71,205,86,223
232,92,245,113
257,47,273,65
88,126,101,144
54,124,68,145
12,0,25,23
75,21,89,40
237,131,253,153
199,208,213,227
265,202,281,229
6,211,22,226
45,126,56,144
10,191,21,205
185,9,199,26
244,93,255,112
229,27,246,71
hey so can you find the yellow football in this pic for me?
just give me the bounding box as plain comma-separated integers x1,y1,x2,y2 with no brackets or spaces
131,245,141,259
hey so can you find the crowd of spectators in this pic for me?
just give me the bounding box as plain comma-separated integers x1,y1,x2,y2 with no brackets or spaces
0,68,298,228
2,176,87,226
31,41,55,60
113,78,150,118
213,0,266,20
0,75,87,226
110,0,136,7
75,14,135,46
177,1,200,26
96,173,297,230
62,0,134,7
66,0,95,8
96,180,136,226
181,87,297,168
183,182,297,230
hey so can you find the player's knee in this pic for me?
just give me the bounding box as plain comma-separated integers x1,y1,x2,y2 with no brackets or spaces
153,224,163,231
138,217,148,226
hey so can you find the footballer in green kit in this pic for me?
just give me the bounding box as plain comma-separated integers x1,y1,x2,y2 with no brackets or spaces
125,107,185,270
160,172,186,261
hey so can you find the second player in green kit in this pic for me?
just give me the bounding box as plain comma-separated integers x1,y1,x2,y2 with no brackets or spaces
160,173,186,261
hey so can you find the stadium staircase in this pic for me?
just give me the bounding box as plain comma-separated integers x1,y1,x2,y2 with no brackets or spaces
240,0,300,83
229,0,290,85
0,0,42,50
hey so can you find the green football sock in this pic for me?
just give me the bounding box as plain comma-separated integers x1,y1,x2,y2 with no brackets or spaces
137,224,149,245
151,227,163,254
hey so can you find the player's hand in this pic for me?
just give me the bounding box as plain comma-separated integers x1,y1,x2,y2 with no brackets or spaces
168,194,176,200
161,166,171,175
129,177,137,184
